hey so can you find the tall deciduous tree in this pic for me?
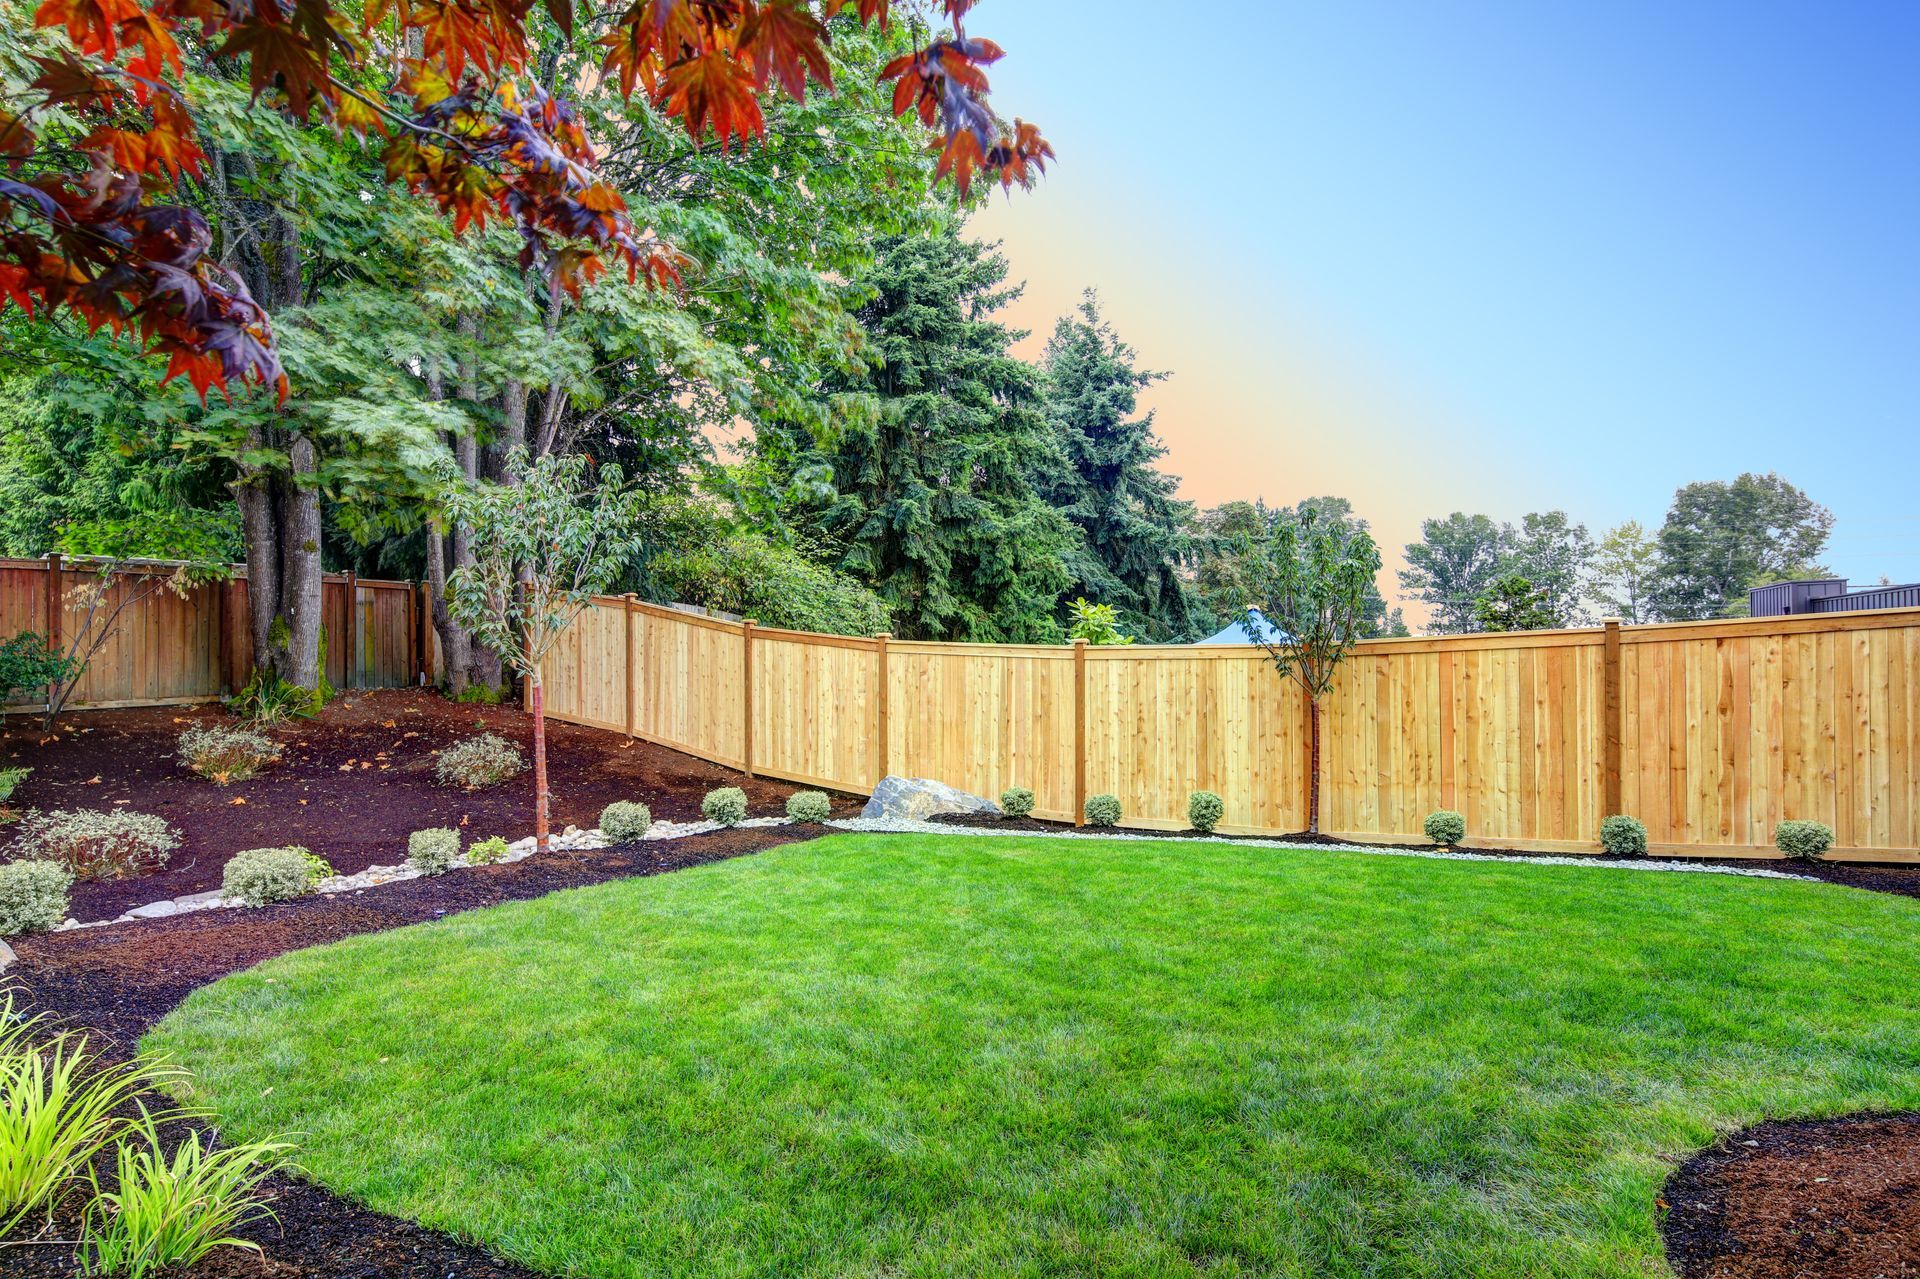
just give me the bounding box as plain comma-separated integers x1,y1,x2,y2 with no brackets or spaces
1651,473,1833,620
1199,498,1403,637
1499,510,1592,627
1398,512,1506,634
1472,574,1556,632
1591,520,1658,623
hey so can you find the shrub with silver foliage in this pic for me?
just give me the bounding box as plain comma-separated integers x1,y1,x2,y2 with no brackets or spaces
599,802,652,842
177,724,281,784
408,827,460,875
0,859,72,936
434,733,526,790
1599,815,1648,858
222,846,314,906
786,791,831,824
1000,787,1035,819
702,787,748,827
1084,794,1122,827
1188,791,1224,833
1424,810,1466,847
1775,819,1835,861
11,808,179,880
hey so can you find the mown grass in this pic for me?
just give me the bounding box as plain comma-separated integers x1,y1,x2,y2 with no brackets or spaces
148,835,1920,1278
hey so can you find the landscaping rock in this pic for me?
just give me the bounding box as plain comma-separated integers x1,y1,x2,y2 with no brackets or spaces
0,939,14,972
126,899,183,919
861,775,999,822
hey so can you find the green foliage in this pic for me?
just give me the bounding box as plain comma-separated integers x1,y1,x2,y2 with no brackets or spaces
177,724,281,784
1598,816,1649,858
0,859,71,937
222,847,316,907
1653,473,1833,621
1398,513,1507,635
0,631,78,710
1234,506,1384,717
786,792,832,825
452,682,506,706
434,734,526,790
11,809,180,881
1591,521,1659,624
225,672,324,725
302,851,335,887
1188,791,1225,834
599,802,654,843
1084,794,1123,827
1775,820,1836,862
648,532,894,637
1000,787,1036,819
1500,512,1593,628
1197,499,1406,639
702,788,749,828
1065,598,1134,646
0,766,29,805
1473,575,1558,633
466,837,511,866
407,828,460,876
1424,810,1467,846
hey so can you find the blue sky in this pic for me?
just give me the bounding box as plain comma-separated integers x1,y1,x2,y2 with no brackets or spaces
967,0,1919,607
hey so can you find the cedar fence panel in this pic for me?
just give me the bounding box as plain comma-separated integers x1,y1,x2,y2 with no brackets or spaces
542,597,1920,862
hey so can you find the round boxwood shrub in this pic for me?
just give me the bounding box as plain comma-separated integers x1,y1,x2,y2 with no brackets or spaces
1775,819,1836,862
10,808,180,881
0,859,72,937
434,733,526,790
702,787,748,827
466,836,510,866
599,801,653,842
1424,810,1466,847
223,846,314,906
1084,794,1122,827
1000,786,1036,819
1188,790,1225,834
786,791,832,824
408,827,460,875
1598,815,1649,858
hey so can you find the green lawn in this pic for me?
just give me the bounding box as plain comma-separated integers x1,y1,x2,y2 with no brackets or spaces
148,835,1920,1279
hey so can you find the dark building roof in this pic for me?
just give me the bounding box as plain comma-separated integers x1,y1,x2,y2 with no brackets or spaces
1749,578,1920,617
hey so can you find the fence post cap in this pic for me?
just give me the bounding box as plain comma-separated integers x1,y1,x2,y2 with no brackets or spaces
1601,616,1623,627
1071,636,1088,647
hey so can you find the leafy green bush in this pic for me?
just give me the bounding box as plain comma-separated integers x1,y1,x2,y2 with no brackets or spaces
702,787,748,827
786,791,831,824
1424,810,1466,847
1084,794,1122,827
177,724,280,784
0,859,71,937
407,828,460,875
1598,815,1648,858
434,733,526,790
1188,791,1224,833
0,631,78,714
224,672,322,725
466,836,511,865
1000,787,1035,819
0,766,29,805
649,534,894,637
599,802,652,842
1775,819,1836,862
221,847,313,907
453,682,506,706
302,851,335,888
1066,598,1134,646
11,808,179,880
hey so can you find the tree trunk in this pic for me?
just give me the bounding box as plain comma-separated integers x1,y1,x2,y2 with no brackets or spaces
423,356,476,697
1308,695,1322,834
530,664,549,854
454,314,504,693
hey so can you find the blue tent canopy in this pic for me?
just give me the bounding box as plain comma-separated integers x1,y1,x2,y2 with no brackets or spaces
1195,609,1292,646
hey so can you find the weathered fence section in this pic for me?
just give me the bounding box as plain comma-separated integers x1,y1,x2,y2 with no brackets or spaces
0,556,421,710
543,597,1920,861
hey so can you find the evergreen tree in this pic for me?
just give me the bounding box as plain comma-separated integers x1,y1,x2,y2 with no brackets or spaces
1039,292,1199,640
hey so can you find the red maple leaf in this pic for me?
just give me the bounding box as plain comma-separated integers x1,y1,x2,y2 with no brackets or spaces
659,48,763,148
740,0,831,101
218,17,334,118
33,0,143,60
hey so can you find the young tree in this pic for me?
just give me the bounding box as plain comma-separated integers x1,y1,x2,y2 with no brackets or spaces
1472,574,1557,632
1398,512,1505,634
1651,473,1834,619
1233,505,1382,834
1196,498,1405,637
1500,511,1592,627
443,450,642,853
1591,520,1659,623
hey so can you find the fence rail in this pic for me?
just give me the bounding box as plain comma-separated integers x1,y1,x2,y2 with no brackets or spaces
543,597,1920,862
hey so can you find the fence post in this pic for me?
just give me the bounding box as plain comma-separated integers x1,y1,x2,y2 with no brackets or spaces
623,594,638,739
872,633,890,785
344,570,360,691
1602,618,1623,821
1073,637,1088,826
741,619,756,777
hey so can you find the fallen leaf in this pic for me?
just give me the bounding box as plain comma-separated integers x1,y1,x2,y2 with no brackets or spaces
230,797,246,805
85,775,101,784
298,799,309,805
382,719,396,728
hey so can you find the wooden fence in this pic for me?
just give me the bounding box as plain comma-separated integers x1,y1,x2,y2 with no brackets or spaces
543,597,1920,862
0,556,424,710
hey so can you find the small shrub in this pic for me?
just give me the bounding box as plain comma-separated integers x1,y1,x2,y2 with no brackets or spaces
1599,815,1649,858
177,724,281,784
11,808,179,880
1775,819,1836,862
702,787,748,827
407,827,460,875
434,733,526,790
452,682,506,706
1424,810,1466,847
0,859,72,937
1188,790,1225,833
221,847,313,907
1000,787,1036,819
1084,793,1122,827
302,851,335,888
599,802,652,842
224,672,321,725
0,766,29,805
466,836,510,865
786,791,832,824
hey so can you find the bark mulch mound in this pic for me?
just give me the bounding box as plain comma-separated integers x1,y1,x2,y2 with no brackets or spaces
1661,1112,1920,1278
0,689,849,922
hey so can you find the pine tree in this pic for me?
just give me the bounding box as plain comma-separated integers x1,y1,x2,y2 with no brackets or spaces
1040,292,1200,641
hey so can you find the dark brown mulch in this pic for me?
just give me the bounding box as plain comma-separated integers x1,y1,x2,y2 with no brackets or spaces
0,690,853,922
1661,1112,1920,1278
2,822,822,1279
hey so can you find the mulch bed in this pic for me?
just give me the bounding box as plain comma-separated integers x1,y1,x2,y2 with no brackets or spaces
0,690,852,922
1661,1113,1920,1278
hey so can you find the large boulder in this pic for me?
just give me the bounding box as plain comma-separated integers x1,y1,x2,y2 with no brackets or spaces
860,775,999,822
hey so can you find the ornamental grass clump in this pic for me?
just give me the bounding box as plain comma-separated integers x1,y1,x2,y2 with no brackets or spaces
1775,819,1836,862
702,787,748,827
408,828,460,876
599,802,652,842
1000,787,1035,819
1188,791,1224,833
12,808,179,880
466,836,511,865
1599,815,1649,858
0,859,71,937
1424,810,1466,848
1084,794,1122,827
786,792,831,824
434,733,526,791
176,724,280,784
221,847,314,907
